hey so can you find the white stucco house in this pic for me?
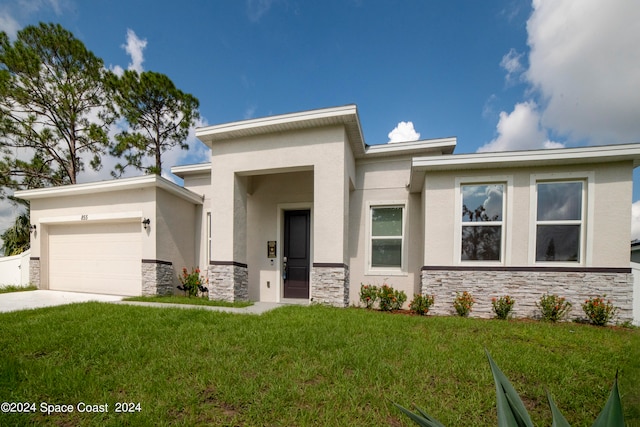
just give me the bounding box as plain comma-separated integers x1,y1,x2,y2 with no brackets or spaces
15,105,640,322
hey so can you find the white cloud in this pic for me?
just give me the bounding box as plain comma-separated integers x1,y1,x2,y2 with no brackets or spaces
247,0,276,22
632,201,640,241
500,48,524,84
123,29,147,73
0,9,20,39
387,121,421,143
526,0,640,145
478,101,562,152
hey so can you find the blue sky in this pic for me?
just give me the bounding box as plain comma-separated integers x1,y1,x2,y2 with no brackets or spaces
1,0,640,239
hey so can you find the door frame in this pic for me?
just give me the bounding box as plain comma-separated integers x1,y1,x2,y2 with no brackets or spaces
276,202,313,303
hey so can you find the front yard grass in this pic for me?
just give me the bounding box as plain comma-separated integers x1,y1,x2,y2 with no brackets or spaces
123,295,253,308
0,304,638,426
0,284,37,294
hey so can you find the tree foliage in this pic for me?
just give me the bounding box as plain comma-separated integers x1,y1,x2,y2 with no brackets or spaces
0,22,115,195
109,70,199,176
1,197,29,256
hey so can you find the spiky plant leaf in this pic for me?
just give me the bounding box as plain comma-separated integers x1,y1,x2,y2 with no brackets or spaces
546,391,571,427
393,403,446,427
591,373,624,427
485,350,535,427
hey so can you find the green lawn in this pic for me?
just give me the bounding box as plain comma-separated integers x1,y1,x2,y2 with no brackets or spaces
0,304,637,426
0,284,37,294
123,295,253,308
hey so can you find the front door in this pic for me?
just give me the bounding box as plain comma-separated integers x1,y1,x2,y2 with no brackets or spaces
283,210,310,299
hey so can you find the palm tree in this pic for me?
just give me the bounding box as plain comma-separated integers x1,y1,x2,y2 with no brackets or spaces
1,198,30,256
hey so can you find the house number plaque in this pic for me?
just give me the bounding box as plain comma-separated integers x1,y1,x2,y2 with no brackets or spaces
267,241,276,258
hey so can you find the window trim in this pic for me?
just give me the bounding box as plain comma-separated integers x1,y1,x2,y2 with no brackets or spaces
365,201,407,276
529,172,594,266
454,176,513,266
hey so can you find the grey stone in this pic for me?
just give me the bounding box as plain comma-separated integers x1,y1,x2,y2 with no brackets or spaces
311,265,350,307
142,262,174,296
208,264,249,302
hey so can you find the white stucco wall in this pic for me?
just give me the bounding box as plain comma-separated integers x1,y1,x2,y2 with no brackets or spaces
422,161,633,268
0,249,30,286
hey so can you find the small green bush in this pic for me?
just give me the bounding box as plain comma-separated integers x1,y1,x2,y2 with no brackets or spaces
359,284,378,309
582,295,618,326
410,294,435,316
378,284,407,311
491,295,515,320
536,293,572,322
453,291,474,317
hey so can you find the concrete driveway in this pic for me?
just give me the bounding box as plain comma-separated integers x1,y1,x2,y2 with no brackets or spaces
0,290,124,313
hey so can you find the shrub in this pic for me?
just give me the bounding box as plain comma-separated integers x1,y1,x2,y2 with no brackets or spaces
491,295,515,320
582,296,618,326
359,284,378,309
378,284,407,311
453,291,474,317
178,267,207,298
536,293,572,322
409,294,435,316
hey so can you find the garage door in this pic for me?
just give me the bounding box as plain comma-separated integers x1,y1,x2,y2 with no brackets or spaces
48,222,142,296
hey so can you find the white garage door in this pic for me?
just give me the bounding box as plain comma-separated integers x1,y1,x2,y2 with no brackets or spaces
48,222,142,296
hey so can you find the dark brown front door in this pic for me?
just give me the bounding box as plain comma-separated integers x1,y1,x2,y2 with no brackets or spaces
283,210,310,299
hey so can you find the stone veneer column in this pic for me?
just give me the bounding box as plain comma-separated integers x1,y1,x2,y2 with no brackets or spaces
29,257,40,288
141,260,174,296
310,263,350,307
421,266,633,323
208,261,249,302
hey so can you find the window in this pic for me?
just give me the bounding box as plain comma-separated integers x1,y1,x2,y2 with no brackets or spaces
535,181,584,262
460,184,504,261
370,206,404,269
206,212,212,262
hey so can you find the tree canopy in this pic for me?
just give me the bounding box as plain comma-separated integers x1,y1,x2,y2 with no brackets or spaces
0,22,116,194
109,70,200,176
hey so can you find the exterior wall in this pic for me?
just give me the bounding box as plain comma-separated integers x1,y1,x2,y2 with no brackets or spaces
246,171,313,302
422,162,633,268
311,264,349,306
155,187,198,292
208,126,350,301
348,157,423,307
29,257,40,288
208,262,248,302
183,172,212,271
421,267,633,323
142,260,174,296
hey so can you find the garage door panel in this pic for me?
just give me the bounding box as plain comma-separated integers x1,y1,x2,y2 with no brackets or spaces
48,222,142,296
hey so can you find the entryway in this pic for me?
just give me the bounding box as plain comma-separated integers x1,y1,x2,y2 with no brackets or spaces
283,210,310,299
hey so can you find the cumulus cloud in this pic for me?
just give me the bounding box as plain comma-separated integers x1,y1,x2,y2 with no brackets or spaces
388,121,421,143
526,0,640,145
123,29,147,73
500,48,524,84
632,201,640,241
478,102,562,152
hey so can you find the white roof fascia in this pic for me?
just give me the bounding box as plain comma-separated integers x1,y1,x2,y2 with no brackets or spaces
171,163,212,178
364,137,456,158
412,143,640,171
15,175,204,205
409,143,640,193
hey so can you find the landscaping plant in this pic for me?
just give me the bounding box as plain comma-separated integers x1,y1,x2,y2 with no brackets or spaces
453,291,474,317
359,284,378,309
582,296,618,326
178,267,208,297
491,295,515,320
536,293,572,322
395,350,626,427
378,284,407,311
409,294,435,316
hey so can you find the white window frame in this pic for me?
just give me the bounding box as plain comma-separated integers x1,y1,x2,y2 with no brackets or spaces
365,201,407,276
206,211,212,263
529,172,594,266
454,176,513,265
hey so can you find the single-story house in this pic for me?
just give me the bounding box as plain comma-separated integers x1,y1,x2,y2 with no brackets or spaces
16,105,640,322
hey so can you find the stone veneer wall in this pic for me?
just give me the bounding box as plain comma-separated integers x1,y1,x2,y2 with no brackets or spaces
310,263,350,307
421,267,633,323
29,257,40,288
208,262,249,302
141,260,174,296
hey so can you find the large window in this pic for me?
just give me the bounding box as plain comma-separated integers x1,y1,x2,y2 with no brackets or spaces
460,184,504,261
370,206,404,269
535,181,584,262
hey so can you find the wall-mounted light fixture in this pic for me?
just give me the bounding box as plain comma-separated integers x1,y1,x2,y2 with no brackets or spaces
29,224,37,234
142,218,150,230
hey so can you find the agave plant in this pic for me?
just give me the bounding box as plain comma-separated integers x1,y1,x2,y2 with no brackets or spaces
394,350,625,427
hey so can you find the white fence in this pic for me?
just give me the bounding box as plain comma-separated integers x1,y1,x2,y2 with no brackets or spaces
0,249,30,287
632,262,640,326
